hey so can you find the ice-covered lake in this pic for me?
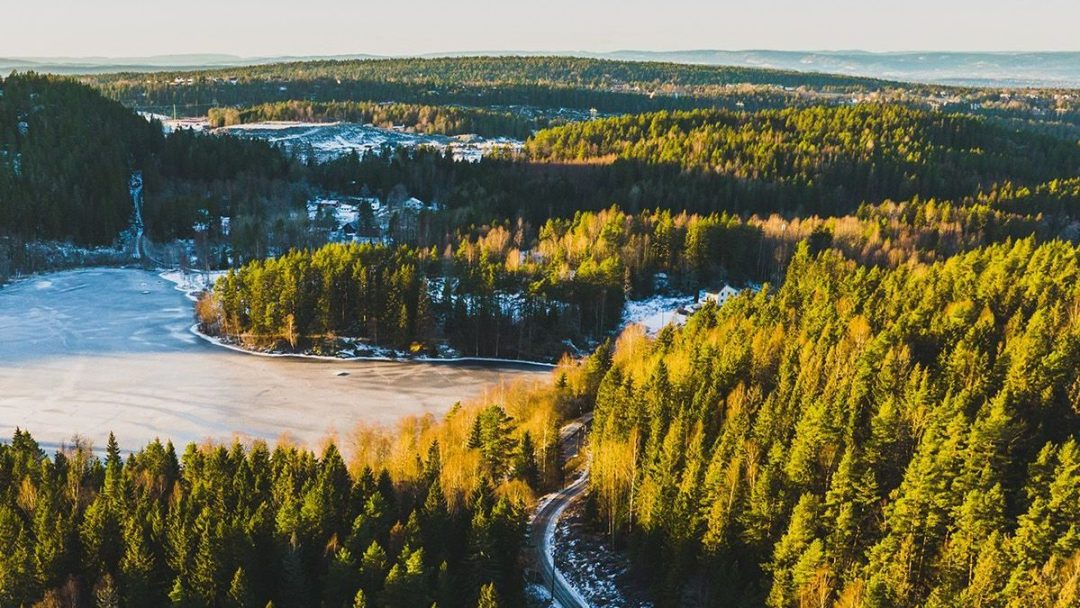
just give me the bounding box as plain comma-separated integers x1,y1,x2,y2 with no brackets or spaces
0,268,545,453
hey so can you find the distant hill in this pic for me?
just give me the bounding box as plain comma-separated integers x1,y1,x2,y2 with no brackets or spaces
86,55,890,118
0,53,386,75
8,50,1080,88
586,50,1080,88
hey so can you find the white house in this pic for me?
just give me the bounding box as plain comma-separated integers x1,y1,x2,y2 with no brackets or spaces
701,285,740,306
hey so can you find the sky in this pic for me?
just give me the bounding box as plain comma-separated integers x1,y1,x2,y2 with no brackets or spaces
3,0,1078,58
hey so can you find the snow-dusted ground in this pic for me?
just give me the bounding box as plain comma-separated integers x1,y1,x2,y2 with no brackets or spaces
143,113,211,134
621,294,697,335
0,268,546,453
143,115,523,162
538,470,593,608
219,121,523,163
554,499,655,607
159,268,228,300
526,583,560,607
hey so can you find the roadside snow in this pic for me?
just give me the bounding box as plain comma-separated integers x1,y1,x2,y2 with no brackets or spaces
526,583,563,608
554,498,655,607
543,479,594,608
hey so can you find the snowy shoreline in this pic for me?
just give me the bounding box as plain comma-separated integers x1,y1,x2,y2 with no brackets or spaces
160,268,558,370
1,266,546,452
6,266,711,370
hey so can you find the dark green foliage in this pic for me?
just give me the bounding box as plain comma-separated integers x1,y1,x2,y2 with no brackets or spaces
0,73,304,251
512,432,540,488
0,73,160,244
588,238,1080,606
525,105,1080,217
209,100,537,138
310,104,1080,232
90,56,887,118
468,406,516,480
0,433,527,608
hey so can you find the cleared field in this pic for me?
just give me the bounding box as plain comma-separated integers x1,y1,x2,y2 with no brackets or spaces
217,120,523,162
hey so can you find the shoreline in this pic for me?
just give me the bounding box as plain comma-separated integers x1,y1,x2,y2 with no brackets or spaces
163,268,559,370
187,323,558,369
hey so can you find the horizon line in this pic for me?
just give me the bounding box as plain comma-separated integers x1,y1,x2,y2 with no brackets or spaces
5,48,1080,62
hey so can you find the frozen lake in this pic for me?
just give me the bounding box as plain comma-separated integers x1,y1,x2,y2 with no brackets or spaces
0,268,546,453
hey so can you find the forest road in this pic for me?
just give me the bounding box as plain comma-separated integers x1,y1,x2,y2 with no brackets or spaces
529,413,592,608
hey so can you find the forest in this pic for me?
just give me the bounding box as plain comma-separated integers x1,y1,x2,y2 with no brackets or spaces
586,239,1080,606
207,101,538,139
0,353,609,607
5,55,1080,608
84,57,1080,140
524,106,1080,215
0,73,161,245
197,175,1080,363
87,56,885,118
309,105,1080,230
0,73,301,250
6,72,1078,260
197,208,732,360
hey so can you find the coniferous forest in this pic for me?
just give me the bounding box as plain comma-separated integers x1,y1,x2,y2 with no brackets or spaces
0,73,295,249
2,53,1080,608
207,101,538,139
588,239,1080,606
0,378,575,607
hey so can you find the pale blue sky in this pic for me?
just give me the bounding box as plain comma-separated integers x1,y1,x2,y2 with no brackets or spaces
3,0,1077,58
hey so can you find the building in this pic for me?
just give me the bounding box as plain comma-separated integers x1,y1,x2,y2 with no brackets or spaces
701,285,740,306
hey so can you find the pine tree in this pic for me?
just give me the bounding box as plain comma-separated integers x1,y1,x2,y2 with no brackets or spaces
360,541,388,594
190,508,224,604
227,567,255,608
379,548,428,608
468,406,515,480
94,573,120,608
476,582,500,608
421,477,449,563
512,431,540,487
467,417,483,450
324,548,360,608
168,576,193,608
279,535,307,607
105,432,122,480
767,494,822,608
120,520,158,607
80,494,122,583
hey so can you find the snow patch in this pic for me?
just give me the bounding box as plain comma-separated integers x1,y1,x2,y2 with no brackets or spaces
554,495,655,607
159,269,228,302
218,121,523,163
621,294,696,335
